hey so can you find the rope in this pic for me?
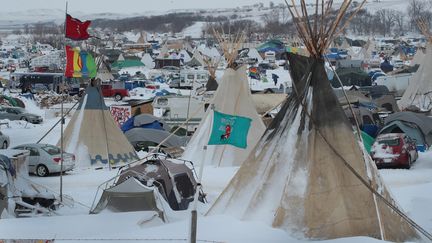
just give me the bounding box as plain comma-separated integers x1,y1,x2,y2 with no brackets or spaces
36,99,80,144
290,58,432,241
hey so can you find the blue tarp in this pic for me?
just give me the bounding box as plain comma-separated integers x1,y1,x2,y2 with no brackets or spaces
121,117,164,132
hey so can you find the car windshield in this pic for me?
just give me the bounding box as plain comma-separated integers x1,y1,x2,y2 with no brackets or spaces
378,138,399,146
42,145,61,155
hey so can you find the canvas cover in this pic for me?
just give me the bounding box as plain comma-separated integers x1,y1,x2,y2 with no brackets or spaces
124,128,187,148
117,159,198,210
182,66,266,167
61,85,138,167
90,177,164,219
208,53,418,241
399,43,432,110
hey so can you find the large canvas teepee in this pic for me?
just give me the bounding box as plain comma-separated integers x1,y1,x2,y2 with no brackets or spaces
61,83,138,167
182,33,265,167
208,1,419,241
400,20,432,110
182,65,265,166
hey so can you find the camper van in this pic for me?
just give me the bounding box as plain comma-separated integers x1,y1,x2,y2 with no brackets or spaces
264,51,276,63
153,93,213,133
169,70,209,89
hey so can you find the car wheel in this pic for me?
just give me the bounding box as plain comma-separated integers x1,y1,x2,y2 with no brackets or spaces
2,141,7,149
114,94,122,101
405,156,412,169
36,165,49,177
20,117,28,122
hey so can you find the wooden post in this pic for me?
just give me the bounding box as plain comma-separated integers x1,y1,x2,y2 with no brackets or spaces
189,145,207,243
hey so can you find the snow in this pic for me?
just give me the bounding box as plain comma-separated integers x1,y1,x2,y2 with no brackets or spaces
182,22,207,39
1,93,431,242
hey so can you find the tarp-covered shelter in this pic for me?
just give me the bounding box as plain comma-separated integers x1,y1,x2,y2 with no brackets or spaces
382,111,432,147
257,39,286,56
121,114,187,150
0,149,56,218
61,83,139,167
331,67,370,87
208,1,419,241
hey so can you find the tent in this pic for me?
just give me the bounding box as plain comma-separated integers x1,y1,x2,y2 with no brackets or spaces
116,156,201,210
208,1,419,241
90,177,165,217
379,120,428,152
95,56,114,82
0,149,56,218
410,47,426,67
141,53,154,69
121,114,187,150
247,48,263,63
61,83,139,167
399,42,432,110
382,111,432,149
182,65,266,167
185,49,205,67
182,33,266,167
257,39,286,54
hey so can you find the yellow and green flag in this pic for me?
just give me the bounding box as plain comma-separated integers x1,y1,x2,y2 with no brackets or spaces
208,110,252,149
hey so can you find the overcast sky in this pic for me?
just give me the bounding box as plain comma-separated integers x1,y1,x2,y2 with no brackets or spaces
0,0,279,13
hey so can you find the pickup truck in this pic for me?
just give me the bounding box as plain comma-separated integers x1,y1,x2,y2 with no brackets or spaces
101,84,129,101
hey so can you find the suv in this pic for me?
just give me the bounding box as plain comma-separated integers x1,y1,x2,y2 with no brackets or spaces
101,84,129,101
0,106,43,124
370,133,418,169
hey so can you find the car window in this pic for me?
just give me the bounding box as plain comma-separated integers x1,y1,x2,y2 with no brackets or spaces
26,147,40,156
378,138,400,146
42,145,61,155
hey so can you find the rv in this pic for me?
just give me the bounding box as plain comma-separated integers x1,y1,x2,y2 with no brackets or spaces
375,73,412,97
152,93,213,133
169,70,209,89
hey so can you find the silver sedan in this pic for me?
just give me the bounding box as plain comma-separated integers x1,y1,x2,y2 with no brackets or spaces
12,143,75,177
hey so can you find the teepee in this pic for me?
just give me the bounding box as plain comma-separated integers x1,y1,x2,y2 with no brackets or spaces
182,31,266,167
208,1,419,241
400,19,432,110
61,80,139,167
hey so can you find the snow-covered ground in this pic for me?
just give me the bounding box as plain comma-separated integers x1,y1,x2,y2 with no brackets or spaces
0,96,431,242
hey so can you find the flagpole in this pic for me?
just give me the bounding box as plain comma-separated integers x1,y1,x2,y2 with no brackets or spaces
60,1,68,203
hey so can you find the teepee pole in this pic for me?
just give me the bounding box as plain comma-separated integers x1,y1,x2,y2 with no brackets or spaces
60,0,69,202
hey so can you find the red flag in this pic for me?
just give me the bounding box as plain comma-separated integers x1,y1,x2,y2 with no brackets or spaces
65,14,91,40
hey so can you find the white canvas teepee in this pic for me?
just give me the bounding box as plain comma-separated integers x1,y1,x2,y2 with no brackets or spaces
410,47,426,66
141,53,154,69
182,65,266,166
208,1,419,241
399,42,432,110
95,56,114,82
61,83,138,167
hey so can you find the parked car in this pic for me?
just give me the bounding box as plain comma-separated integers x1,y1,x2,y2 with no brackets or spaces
12,144,75,177
0,131,9,149
0,106,43,124
370,133,418,169
100,84,129,101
